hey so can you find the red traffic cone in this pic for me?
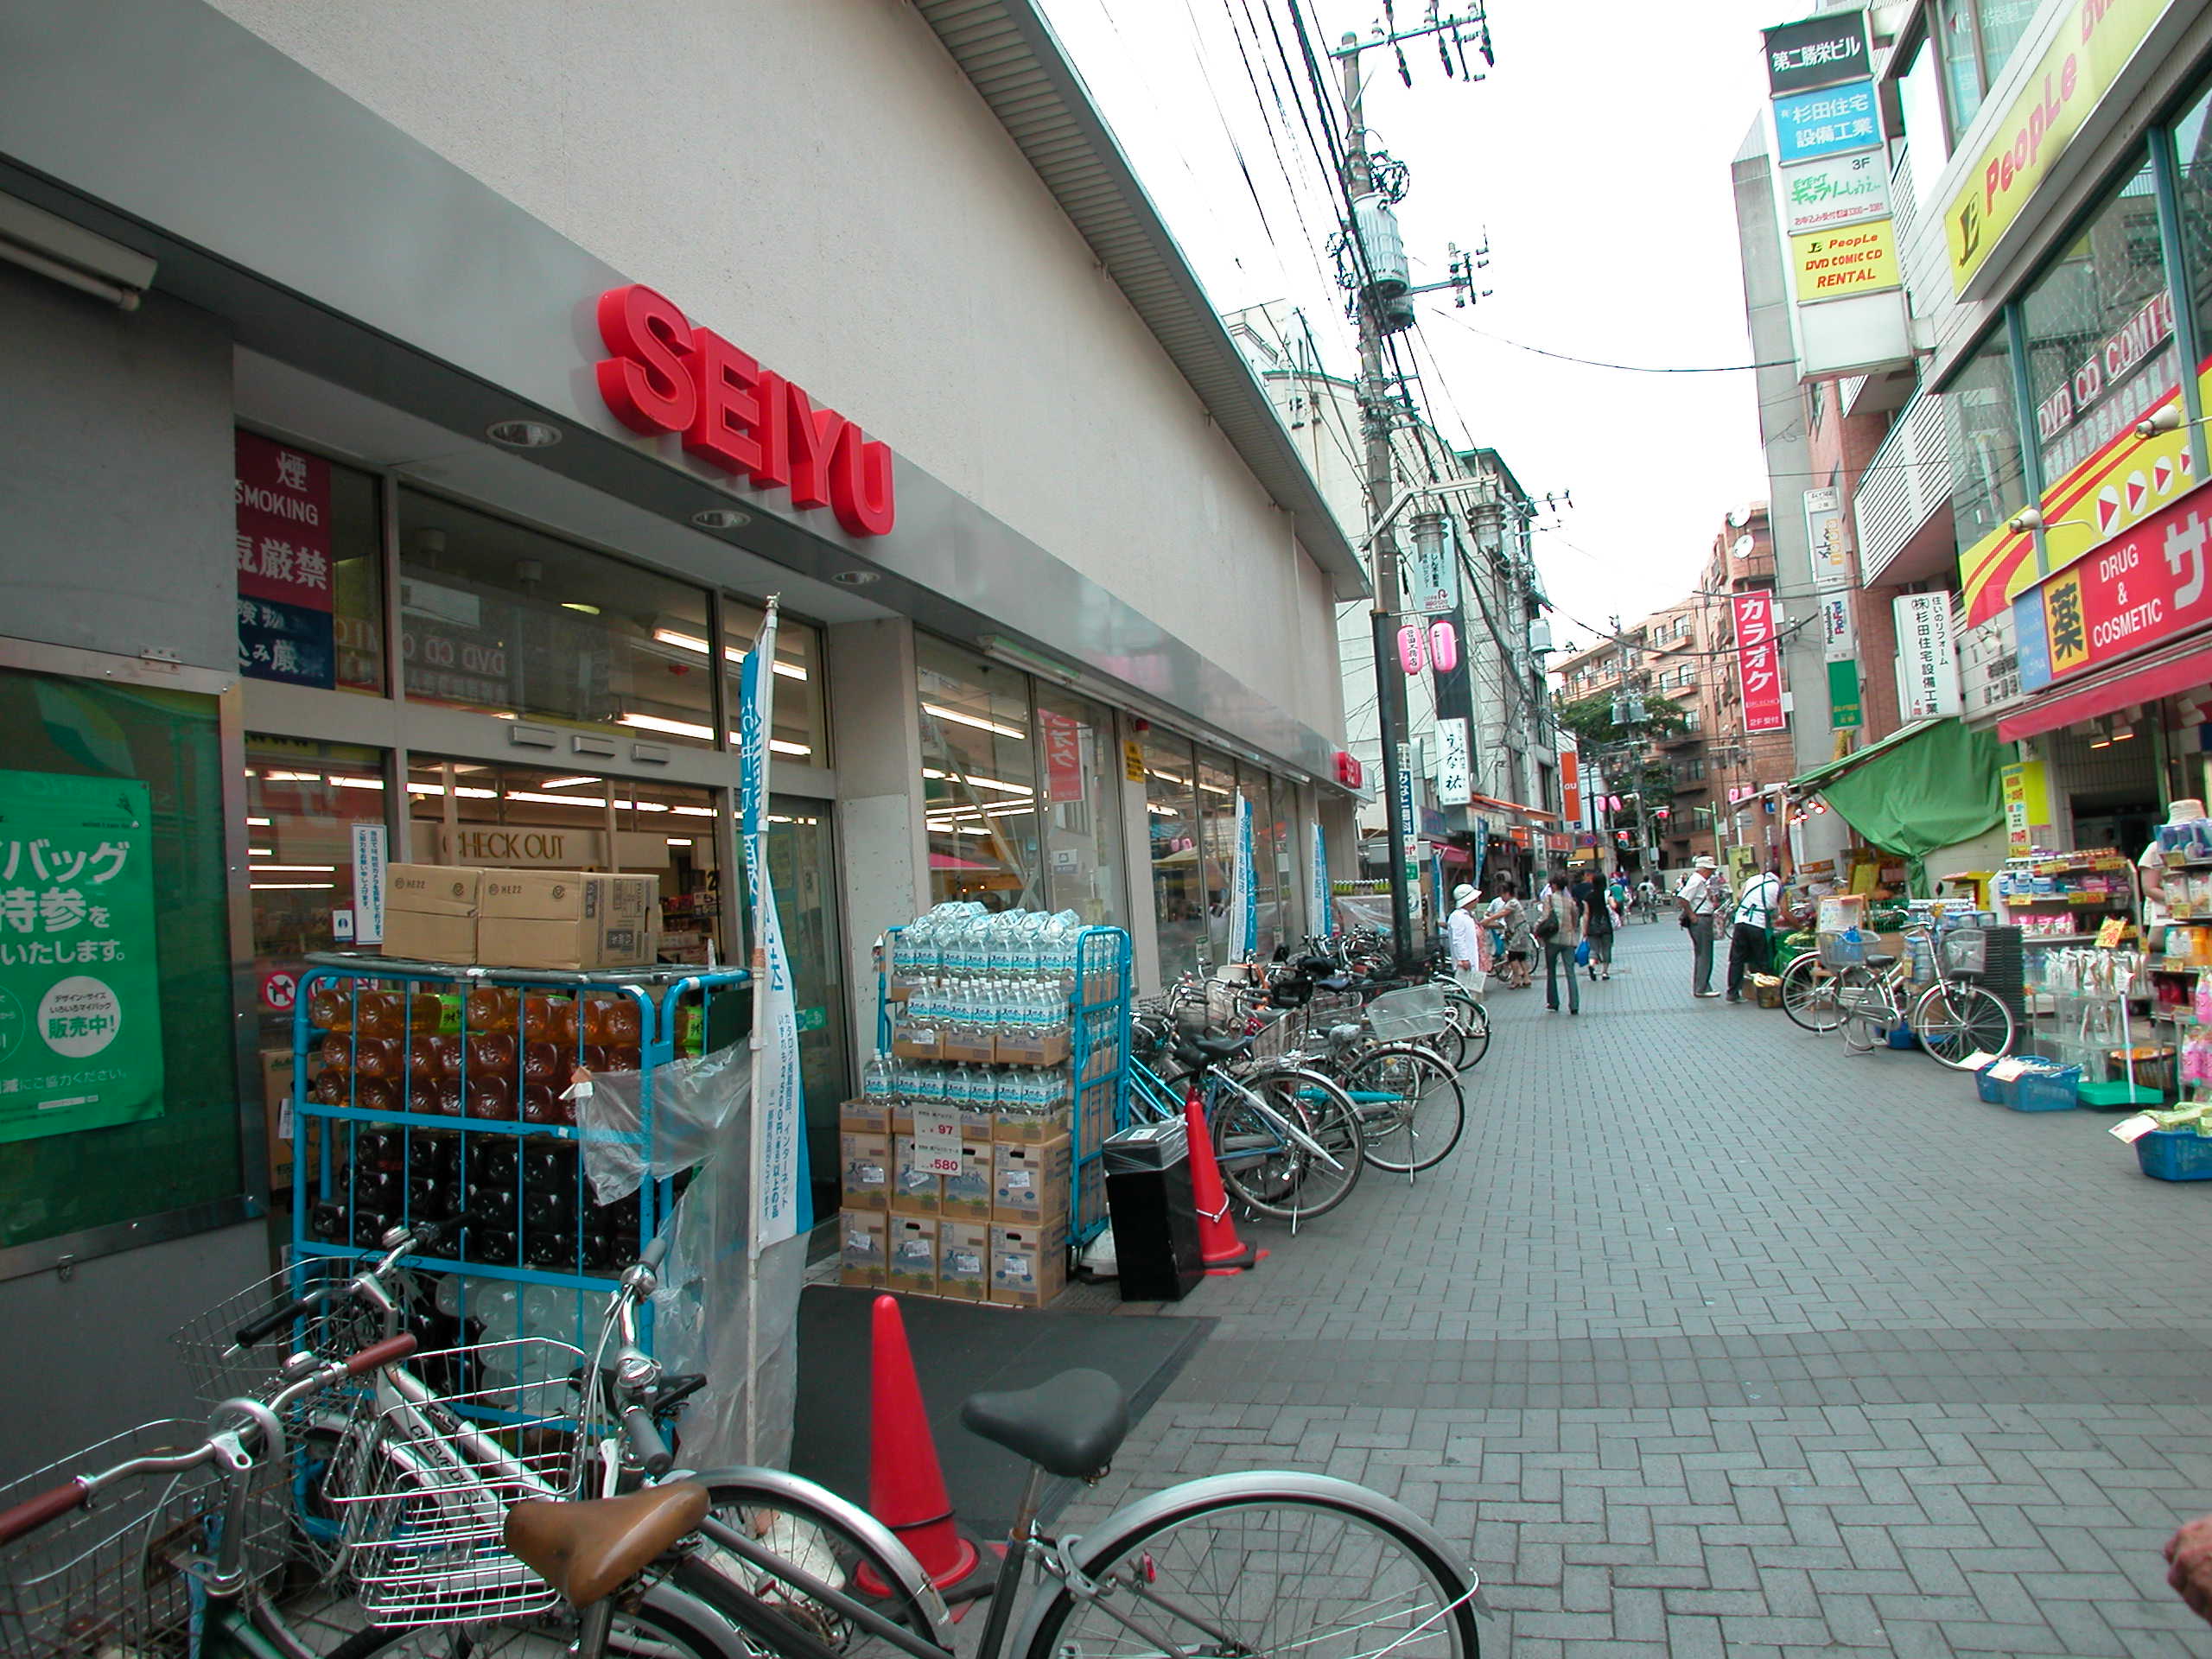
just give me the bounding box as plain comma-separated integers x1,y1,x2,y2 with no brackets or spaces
1183,1088,1266,1274
854,1294,999,1604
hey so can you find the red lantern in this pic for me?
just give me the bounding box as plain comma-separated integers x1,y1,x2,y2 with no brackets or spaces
1427,620,1459,675
1396,626,1425,677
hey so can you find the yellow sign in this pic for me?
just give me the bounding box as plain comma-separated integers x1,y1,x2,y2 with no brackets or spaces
1791,218,1900,302
2043,566,2091,675
1122,740,1146,784
2000,760,2051,854
1946,0,2172,292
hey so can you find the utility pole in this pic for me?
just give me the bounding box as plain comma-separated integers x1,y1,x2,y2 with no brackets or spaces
1330,9,1491,972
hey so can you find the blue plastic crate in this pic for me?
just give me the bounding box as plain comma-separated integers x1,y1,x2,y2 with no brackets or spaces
2137,1128,2212,1181
1974,1063,2005,1104
1885,1023,1917,1051
2010,1063,2081,1112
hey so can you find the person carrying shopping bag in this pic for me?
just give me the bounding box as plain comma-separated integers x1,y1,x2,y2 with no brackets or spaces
1536,871,1583,1015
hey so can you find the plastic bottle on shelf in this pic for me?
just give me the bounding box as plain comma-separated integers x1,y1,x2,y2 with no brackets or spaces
522,995,579,1046
463,1072,517,1120
463,986,520,1034
317,1033,354,1075
464,1033,518,1077
864,1053,895,1105
520,1042,564,1086
309,1068,346,1105
353,1077,402,1115
584,997,643,1046
520,1083,572,1126
308,986,353,1032
356,990,444,1039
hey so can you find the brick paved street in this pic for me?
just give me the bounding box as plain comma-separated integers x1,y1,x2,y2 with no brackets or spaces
1077,920,2212,1656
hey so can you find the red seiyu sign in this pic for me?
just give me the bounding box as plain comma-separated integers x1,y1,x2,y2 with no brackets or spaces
592,284,895,536
1039,709,1084,804
1733,592,1787,733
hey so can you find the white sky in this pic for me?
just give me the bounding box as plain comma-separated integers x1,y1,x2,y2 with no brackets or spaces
1034,0,1789,656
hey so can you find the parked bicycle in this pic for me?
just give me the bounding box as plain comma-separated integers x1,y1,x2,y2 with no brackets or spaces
1777,925,2015,1065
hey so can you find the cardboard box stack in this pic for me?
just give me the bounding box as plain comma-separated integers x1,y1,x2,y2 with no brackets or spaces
379,866,658,970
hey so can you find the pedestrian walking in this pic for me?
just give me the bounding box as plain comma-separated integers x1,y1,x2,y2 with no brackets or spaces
1485,880,1533,990
1536,870,1582,1014
1585,872,1617,981
1676,853,1723,998
1725,861,1783,1002
1446,881,1488,996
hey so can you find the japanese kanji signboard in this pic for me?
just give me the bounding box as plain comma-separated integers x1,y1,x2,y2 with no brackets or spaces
1732,592,1788,733
0,772,164,1144
1772,79,1880,164
1894,592,1963,719
2012,480,2212,690
235,430,336,689
1763,10,1871,97
1780,153,1890,236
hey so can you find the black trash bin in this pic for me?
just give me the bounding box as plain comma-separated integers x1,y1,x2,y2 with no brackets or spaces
1103,1117,1205,1301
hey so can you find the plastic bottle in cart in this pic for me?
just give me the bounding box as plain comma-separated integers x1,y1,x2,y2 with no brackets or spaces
864,1053,895,1106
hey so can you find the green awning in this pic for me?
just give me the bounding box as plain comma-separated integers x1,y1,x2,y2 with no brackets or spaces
1790,717,2004,857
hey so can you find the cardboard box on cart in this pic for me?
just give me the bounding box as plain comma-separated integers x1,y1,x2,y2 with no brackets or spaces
477,871,658,970
379,863,482,961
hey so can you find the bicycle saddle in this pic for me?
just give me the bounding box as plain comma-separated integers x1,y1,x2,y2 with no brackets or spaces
503,1482,710,1608
1861,952,1897,969
1173,1032,1254,1067
960,1369,1128,1478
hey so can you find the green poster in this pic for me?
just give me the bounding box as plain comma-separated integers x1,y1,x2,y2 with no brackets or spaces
0,771,164,1142
1827,659,1864,729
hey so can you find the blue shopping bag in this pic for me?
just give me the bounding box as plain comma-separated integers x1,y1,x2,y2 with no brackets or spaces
1574,938,1591,967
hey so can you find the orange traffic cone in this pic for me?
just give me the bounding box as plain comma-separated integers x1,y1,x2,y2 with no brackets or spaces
854,1294,999,1604
1184,1089,1266,1274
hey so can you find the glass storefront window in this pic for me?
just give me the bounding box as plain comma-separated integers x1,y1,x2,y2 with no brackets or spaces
2171,84,2212,378
1237,768,1279,958
2021,159,2175,486
1141,734,1205,979
1195,748,1237,965
722,599,829,766
245,738,389,1051
918,637,1041,910
1034,688,1127,925
1942,328,2029,557
1267,774,1299,946
1936,0,1986,137
397,490,715,745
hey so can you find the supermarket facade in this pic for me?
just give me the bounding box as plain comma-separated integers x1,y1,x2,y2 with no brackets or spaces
0,0,1363,1458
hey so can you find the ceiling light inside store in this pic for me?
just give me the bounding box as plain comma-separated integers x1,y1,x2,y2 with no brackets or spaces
921,767,1033,796
252,881,335,890
538,777,600,789
249,847,273,856
618,713,714,741
266,772,321,783
561,602,601,615
666,837,694,846
655,627,742,663
487,418,563,449
251,864,337,873
691,507,751,531
405,783,499,798
329,776,385,789
246,817,270,826
924,702,1028,741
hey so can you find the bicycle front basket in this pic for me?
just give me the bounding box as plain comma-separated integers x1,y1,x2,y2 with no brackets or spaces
1940,929,1987,976
1366,984,1449,1043
1816,931,1866,970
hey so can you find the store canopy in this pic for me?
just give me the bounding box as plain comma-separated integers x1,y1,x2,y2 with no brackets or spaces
1790,717,2003,857
1996,633,2212,742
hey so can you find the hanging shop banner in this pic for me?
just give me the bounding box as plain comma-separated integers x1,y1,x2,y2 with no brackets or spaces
1895,591,1962,718
235,430,336,690
1772,79,1880,164
1764,10,1871,95
1560,746,1580,825
1435,718,1471,806
1311,821,1332,937
2001,759,2056,854
1039,709,1084,804
2010,483,2212,689
1395,746,1417,861
0,771,164,1144
1820,592,1856,660
1781,152,1890,236
1805,487,1857,589
1228,793,1255,960
1732,592,1787,733
1406,525,1461,616
1790,219,1900,303
740,602,806,1250
1959,608,2027,720
1827,658,1865,728
1945,0,2175,293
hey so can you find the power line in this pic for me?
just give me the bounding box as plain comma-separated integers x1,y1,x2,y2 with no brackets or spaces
1428,308,1801,373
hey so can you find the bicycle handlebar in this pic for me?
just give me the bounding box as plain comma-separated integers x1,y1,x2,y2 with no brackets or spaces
342,1334,419,1377
0,1479,90,1548
620,1405,674,1477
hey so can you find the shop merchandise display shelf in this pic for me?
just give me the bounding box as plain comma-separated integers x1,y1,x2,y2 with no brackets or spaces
289,956,751,1354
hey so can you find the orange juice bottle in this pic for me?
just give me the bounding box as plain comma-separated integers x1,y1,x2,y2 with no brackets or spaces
317,1033,354,1074
353,1037,405,1080
308,986,353,1032
463,986,519,1034
522,995,578,1046
582,997,641,1046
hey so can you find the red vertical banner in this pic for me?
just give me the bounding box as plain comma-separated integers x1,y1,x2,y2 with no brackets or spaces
235,430,337,688
1732,592,1787,733
1039,709,1084,804
1560,747,1580,824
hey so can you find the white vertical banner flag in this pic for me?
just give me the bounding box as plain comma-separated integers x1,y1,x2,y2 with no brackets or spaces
741,601,805,1249
1228,793,1255,960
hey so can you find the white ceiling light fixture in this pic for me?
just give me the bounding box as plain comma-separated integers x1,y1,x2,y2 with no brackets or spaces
617,712,714,741
924,702,1029,741
537,776,601,790
0,191,156,309
921,767,1034,796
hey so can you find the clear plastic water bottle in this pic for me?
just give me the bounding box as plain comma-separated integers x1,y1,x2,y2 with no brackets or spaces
971,1064,998,1123
864,1052,894,1104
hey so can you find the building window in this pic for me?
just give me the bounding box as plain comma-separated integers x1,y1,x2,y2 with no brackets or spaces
1141,733,1205,978
2171,81,2212,385
1935,0,2037,140
2021,157,2175,486
1195,749,1238,965
1940,327,2028,557
397,489,715,745
721,597,828,766
917,637,1040,909
1033,686,1127,927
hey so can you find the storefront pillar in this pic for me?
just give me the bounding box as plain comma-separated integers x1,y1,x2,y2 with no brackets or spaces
1117,741,1166,995
826,617,928,1057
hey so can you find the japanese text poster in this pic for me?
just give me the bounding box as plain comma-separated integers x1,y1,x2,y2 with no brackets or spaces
236,430,337,689
0,771,164,1143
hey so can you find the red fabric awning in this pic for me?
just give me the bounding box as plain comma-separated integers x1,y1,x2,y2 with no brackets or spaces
1996,633,2212,742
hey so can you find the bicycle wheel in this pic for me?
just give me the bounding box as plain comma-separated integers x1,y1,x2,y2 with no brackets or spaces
1342,1044,1465,1174
1021,1475,1479,1659
1912,980,2016,1068
1215,1071,1363,1223
312,1595,727,1659
1840,981,1897,1053
1778,953,1844,1033
1456,1000,1490,1069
